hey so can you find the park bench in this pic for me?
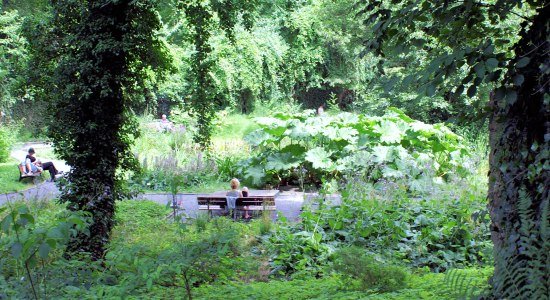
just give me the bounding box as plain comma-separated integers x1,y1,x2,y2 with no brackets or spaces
197,191,278,220
17,166,43,184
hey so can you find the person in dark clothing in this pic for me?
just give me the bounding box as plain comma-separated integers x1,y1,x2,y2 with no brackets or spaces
25,148,61,182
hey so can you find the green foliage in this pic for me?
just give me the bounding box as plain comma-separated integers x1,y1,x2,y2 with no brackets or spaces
0,200,493,299
0,126,13,163
44,0,171,259
444,268,491,300
0,201,90,299
131,115,253,193
357,0,532,121
332,247,408,292
358,2,549,298
182,0,258,149
241,108,471,191
195,267,493,299
265,218,332,278
0,10,28,111
266,178,491,276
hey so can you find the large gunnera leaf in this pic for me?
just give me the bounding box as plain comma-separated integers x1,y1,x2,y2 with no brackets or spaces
375,120,403,143
305,147,334,170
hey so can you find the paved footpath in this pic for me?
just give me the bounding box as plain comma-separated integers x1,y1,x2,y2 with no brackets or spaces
5,143,341,221
1,185,340,222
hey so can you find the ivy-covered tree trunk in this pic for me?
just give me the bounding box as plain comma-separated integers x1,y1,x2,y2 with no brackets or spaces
51,0,130,260
49,0,168,260
488,6,549,299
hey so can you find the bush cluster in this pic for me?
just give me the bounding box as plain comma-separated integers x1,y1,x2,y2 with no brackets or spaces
0,126,13,163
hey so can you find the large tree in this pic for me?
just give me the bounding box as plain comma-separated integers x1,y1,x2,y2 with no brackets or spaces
48,0,170,259
358,0,548,298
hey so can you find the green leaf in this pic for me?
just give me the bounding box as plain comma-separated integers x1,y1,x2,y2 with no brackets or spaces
474,63,485,78
244,129,273,146
454,85,464,95
336,127,358,143
484,44,495,55
18,214,34,227
281,144,307,156
244,165,265,185
485,58,498,71
38,243,51,259
382,166,404,178
146,277,153,290
372,146,391,163
266,153,301,171
513,74,524,86
515,57,530,68
288,121,313,139
305,147,333,170
505,90,518,105
426,84,436,97
375,120,403,144
11,242,22,258
494,87,506,101
1,215,13,233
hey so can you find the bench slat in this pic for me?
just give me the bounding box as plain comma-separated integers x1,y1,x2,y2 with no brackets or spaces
197,195,277,218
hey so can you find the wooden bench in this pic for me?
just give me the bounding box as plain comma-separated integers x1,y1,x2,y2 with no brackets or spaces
18,165,43,184
197,196,276,219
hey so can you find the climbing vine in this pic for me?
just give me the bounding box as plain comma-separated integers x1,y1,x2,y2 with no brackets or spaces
181,0,257,149
48,0,171,259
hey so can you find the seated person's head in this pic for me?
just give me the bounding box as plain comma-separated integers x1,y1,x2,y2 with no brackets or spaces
230,178,240,190
242,186,249,193
28,148,35,155
161,114,167,121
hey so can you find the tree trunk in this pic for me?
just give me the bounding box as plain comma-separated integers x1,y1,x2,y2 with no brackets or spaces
488,5,549,299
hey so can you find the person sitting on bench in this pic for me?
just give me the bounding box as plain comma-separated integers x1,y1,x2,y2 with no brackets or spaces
19,150,42,176
226,179,251,219
20,148,61,182
158,114,174,132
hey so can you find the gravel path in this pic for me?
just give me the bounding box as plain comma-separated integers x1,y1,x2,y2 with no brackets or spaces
5,144,341,221
0,187,340,222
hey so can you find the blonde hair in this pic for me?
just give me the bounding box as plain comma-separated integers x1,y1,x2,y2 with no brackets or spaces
230,178,240,190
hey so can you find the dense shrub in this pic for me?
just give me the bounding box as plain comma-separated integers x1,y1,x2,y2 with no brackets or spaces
240,108,472,191
0,126,13,163
265,178,492,275
332,246,408,292
265,220,332,278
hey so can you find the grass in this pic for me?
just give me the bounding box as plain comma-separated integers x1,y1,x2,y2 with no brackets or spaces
0,159,36,193
212,113,258,140
193,268,493,299
1,200,493,299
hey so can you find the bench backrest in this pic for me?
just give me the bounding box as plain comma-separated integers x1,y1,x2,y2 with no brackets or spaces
197,196,275,206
